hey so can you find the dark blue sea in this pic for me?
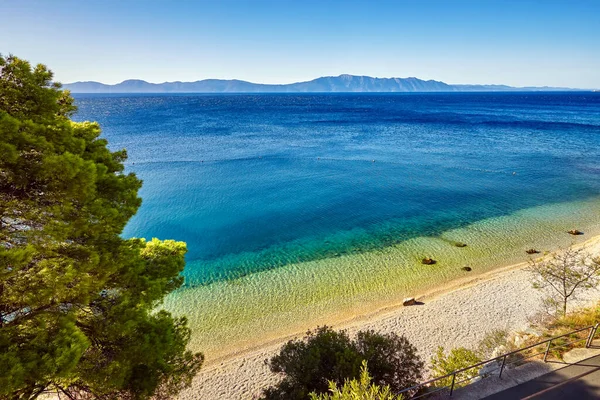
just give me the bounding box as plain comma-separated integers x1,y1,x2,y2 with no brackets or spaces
72,92,600,286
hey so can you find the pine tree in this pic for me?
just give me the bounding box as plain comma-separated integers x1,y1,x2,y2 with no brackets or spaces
0,54,203,399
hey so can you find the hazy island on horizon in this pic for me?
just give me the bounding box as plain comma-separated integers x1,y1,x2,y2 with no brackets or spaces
64,74,592,93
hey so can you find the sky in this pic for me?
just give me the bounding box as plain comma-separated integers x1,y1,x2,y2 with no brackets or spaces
1,0,599,88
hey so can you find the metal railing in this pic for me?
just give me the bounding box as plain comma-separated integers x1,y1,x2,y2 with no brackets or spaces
398,323,599,399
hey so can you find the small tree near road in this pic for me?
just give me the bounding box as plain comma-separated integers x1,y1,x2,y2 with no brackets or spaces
528,247,600,317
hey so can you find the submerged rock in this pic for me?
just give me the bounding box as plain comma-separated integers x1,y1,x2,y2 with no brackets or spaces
421,257,436,265
455,242,467,248
461,266,472,272
525,248,539,254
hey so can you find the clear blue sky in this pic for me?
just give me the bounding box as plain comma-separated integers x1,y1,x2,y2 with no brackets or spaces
1,0,599,88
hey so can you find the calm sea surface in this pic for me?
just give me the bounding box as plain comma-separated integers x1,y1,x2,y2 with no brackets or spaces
72,92,600,355
73,93,600,285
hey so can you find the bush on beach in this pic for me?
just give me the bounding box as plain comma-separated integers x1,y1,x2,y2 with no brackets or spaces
261,326,423,399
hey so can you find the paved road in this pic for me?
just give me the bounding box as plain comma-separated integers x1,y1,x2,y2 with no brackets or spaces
484,354,600,399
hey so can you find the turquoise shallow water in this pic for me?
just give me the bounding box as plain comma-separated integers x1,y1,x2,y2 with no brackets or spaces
72,92,600,356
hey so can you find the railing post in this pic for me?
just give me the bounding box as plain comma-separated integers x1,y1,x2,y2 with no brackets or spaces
586,324,598,348
449,372,456,397
543,339,552,362
499,354,507,379
585,326,593,348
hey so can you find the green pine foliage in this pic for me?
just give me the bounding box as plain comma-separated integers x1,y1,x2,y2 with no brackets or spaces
261,326,423,399
309,361,404,400
0,55,203,399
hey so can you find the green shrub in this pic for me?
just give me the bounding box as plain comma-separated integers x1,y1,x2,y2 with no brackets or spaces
354,330,423,394
430,347,482,388
261,326,423,399
309,361,403,400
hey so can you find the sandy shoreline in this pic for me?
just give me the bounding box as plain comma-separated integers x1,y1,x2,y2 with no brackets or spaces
178,234,600,400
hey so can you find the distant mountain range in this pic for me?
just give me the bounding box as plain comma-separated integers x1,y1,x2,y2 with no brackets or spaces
64,74,585,93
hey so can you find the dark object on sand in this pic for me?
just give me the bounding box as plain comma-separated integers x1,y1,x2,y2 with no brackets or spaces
422,257,436,265
525,248,540,254
454,242,467,248
568,229,583,235
403,297,417,306
461,266,472,272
